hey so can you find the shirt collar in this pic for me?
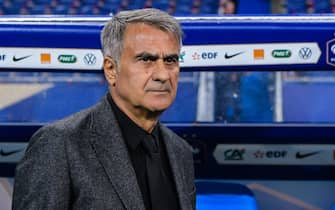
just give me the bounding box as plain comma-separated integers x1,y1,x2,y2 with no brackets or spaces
107,93,160,151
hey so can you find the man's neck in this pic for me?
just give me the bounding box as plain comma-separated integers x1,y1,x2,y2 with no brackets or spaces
111,96,160,133
123,109,160,133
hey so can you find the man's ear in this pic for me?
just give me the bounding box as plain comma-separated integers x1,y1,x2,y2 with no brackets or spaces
103,57,117,87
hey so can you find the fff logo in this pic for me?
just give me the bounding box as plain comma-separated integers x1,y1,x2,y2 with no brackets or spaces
326,38,335,67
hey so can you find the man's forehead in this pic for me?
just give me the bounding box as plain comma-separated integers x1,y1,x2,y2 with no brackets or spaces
122,24,180,53
124,23,177,42
124,22,174,37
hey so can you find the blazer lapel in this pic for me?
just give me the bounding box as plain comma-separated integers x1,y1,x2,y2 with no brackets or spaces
88,96,145,210
160,125,192,210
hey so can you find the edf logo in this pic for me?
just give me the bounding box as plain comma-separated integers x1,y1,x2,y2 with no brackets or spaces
0,54,5,61
201,52,218,59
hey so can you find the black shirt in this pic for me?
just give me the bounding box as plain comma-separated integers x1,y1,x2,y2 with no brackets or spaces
107,93,180,210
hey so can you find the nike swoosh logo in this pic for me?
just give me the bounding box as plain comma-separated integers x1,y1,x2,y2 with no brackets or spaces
13,55,32,62
0,149,23,157
296,151,320,159
224,52,244,59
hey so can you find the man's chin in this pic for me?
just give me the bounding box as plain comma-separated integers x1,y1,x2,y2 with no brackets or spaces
147,100,173,111
147,105,170,114
149,107,167,114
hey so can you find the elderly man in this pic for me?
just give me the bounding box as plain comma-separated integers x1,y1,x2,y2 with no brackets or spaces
12,8,195,210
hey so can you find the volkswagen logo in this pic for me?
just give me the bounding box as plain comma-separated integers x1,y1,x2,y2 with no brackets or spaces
83,53,97,65
331,44,335,55
298,47,312,60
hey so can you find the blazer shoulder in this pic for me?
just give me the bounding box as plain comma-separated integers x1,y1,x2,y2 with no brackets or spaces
26,97,108,153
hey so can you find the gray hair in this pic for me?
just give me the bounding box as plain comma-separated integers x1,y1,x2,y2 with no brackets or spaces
101,8,183,65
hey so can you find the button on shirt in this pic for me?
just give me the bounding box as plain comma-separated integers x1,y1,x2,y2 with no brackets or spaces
107,93,180,210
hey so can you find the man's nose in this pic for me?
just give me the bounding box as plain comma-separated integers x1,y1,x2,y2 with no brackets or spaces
152,60,169,81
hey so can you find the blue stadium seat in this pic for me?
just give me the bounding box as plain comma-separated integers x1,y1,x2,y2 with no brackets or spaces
196,180,259,210
105,0,121,6
30,5,45,14
59,0,73,5
199,4,212,14
174,4,191,15
99,7,116,15
83,0,97,6
33,0,50,4
54,5,68,14
287,0,306,14
315,0,331,13
12,0,25,3
79,5,93,14
152,1,170,11
3,2,22,14
127,4,142,10
126,0,144,10
200,0,217,13
177,0,192,6
0,0,220,15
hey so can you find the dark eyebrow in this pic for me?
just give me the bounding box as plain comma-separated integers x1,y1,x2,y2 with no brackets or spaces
135,52,159,60
163,54,179,61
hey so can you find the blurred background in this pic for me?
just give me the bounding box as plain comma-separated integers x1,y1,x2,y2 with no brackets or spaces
0,0,335,16
1,0,335,210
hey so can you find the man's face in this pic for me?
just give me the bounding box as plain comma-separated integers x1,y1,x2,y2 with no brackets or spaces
109,23,180,117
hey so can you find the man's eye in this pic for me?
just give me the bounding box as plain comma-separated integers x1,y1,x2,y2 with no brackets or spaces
165,57,178,64
140,56,155,63
142,57,150,62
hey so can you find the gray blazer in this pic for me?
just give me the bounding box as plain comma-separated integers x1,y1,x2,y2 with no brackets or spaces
12,96,195,210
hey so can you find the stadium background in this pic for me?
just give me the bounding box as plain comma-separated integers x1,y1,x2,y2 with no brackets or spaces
2,0,335,209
